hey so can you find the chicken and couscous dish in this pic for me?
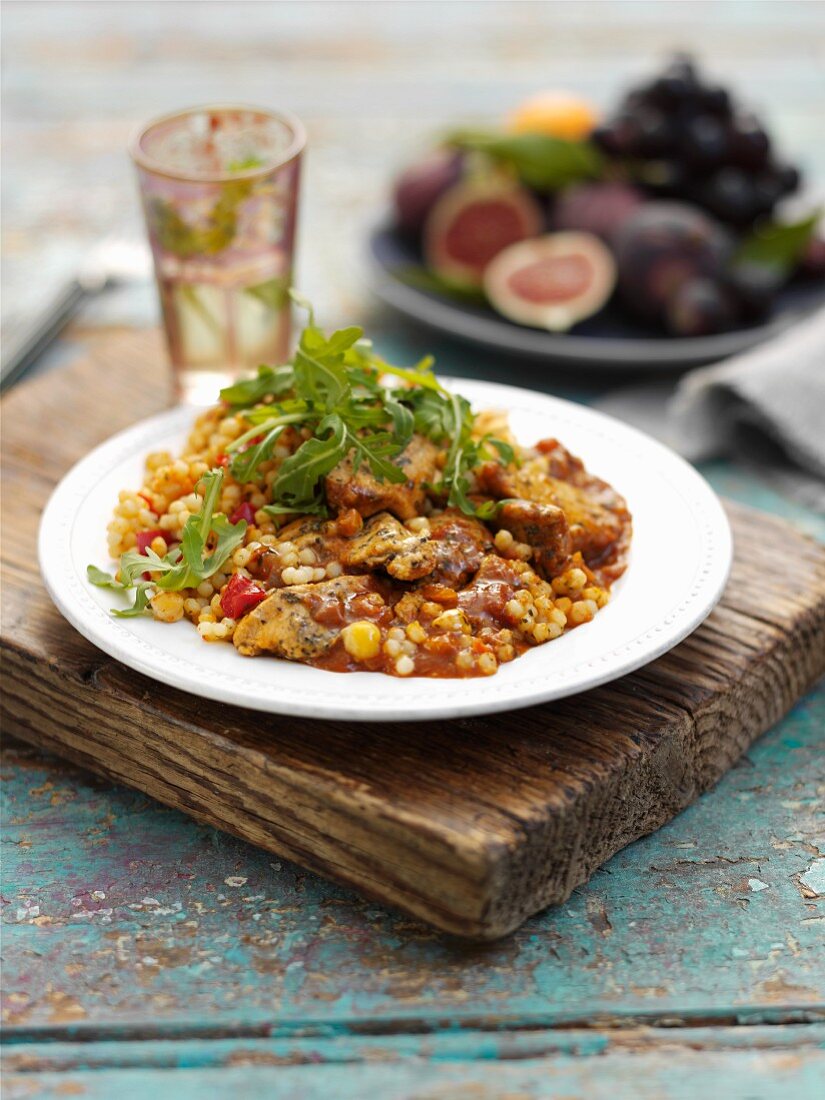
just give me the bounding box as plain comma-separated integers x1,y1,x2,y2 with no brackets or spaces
89,302,631,679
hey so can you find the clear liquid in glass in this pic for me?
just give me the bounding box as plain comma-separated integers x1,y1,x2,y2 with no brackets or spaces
133,107,304,404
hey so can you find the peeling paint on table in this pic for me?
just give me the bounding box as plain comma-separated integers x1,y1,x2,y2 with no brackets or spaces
3,690,823,1095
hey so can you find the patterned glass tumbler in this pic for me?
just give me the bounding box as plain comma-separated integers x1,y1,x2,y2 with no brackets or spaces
130,105,305,403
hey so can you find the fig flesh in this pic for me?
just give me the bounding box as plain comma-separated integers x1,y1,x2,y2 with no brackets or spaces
484,232,616,331
393,148,464,239
424,179,544,289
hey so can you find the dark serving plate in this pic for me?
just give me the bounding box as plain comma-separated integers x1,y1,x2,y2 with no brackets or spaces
369,224,825,372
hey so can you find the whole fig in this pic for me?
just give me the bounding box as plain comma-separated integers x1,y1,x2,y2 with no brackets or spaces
614,201,731,324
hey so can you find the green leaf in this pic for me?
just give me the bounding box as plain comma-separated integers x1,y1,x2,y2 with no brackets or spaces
289,287,316,324
384,398,415,448
116,469,246,594
262,497,329,520
148,179,253,259
273,414,347,508
226,154,265,172
199,513,248,579
735,211,821,276
87,564,124,588
243,276,292,312
119,545,182,587
393,265,488,304
483,435,517,466
447,130,603,191
293,346,350,411
349,428,409,485
220,364,294,408
229,424,285,483
112,582,154,618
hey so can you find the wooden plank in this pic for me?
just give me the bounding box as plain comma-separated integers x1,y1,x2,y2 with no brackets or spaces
3,699,823,1034
4,1028,825,1100
2,331,824,939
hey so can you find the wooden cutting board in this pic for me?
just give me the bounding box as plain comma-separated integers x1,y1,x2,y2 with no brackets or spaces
3,328,824,940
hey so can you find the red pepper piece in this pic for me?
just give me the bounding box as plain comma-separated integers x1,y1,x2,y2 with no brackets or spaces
136,528,166,580
216,453,230,468
136,529,165,555
229,501,257,526
221,573,268,618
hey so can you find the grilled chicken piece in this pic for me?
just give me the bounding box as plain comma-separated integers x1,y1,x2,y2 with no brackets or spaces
496,499,570,578
233,575,378,659
476,439,631,582
340,512,438,581
426,509,494,587
325,434,440,520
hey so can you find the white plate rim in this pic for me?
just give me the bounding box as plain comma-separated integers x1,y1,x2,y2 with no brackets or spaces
38,380,733,722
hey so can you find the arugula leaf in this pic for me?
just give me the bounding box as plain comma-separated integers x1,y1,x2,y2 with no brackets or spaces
262,498,329,520
229,424,285,483
112,583,154,618
87,564,156,617
349,428,409,485
294,345,350,411
273,414,347,509
153,469,246,590
734,211,821,276
384,398,415,448
111,470,247,599
483,435,517,466
120,544,182,587
199,513,249,579
370,354,444,394
220,364,294,408
446,130,603,191
87,565,124,588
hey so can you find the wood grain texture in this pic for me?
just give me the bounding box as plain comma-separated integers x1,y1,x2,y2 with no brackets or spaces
2,330,824,939
6,1028,825,1100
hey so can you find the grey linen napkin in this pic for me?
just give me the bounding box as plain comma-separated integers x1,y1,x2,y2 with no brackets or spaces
671,306,825,478
597,307,825,514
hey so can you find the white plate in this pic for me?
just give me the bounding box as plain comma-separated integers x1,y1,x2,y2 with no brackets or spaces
39,380,732,722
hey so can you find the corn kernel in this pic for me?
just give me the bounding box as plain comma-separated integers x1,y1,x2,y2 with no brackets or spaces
341,620,382,661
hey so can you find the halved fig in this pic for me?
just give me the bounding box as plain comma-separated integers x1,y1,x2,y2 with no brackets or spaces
393,148,464,239
483,232,616,331
424,179,544,289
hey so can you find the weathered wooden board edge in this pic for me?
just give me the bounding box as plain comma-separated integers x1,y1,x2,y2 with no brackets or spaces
3,502,824,939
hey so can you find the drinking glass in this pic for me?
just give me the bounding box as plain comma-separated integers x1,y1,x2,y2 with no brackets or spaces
130,105,305,403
